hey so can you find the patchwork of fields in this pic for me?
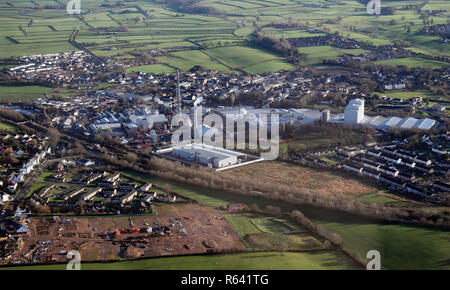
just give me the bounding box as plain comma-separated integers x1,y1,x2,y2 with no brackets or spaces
0,0,448,74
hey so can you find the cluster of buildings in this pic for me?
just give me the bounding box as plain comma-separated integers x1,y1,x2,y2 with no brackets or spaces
28,169,177,214
342,98,437,130
127,70,364,108
0,132,50,193
419,24,450,41
89,107,168,134
6,51,101,86
340,140,449,201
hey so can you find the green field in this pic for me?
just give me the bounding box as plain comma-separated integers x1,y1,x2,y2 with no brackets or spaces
24,183,45,199
262,28,326,39
1,251,358,270
378,90,442,100
225,215,262,236
4,169,450,270
280,131,366,156
0,85,52,102
121,170,450,270
375,58,448,69
0,122,16,131
297,46,370,66
204,46,295,73
159,50,233,72
318,221,450,270
224,212,330,254
356,192,399,204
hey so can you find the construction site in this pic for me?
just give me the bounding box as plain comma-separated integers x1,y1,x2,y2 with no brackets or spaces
2,203,244,265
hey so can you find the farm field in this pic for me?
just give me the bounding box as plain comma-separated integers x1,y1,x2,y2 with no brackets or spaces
224,212,330,253
158,50,233,72
0,0,449,272
24,183,46,199
378,90,442,100
279,131,367,157
0,0,446,75
375,57,449,69
356,192,400,204
297,46,370,66
204,46,295,73
2,251,358,270
0,122,16,131
0,85,52,102
318,220,450,270
262,28,327,38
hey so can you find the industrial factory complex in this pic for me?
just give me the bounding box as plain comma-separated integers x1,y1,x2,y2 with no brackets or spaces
156,143,264,171
212,98,437,131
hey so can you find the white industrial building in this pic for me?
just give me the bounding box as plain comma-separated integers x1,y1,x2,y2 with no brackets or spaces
214,102,435,131
172,144,240,168
360,115,436,130
89,107,168,132
129,112,168,130
341,98,436,130
344,98,365,125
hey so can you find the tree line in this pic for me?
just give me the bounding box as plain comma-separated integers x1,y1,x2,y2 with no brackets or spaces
250,32,303,64
246,203,368,268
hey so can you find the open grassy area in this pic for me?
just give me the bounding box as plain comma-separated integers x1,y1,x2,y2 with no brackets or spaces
224,212,325,252
24,183,45,199
121,170,254,207
223,161,380,198
2,251,359,270
280,131,367,156
158,50,232,72
375,58,448,69
379,90,446,101
0,122,16,131
37,171,54,183
225,215,262,236
0,85,52,102
318,221,450,270
204,46,295,73
1,0,446,75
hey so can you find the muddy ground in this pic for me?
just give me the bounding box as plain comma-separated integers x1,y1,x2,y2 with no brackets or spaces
4,203,244,265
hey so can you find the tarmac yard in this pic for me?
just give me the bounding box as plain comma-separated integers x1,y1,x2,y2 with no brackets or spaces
3,204,245,265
